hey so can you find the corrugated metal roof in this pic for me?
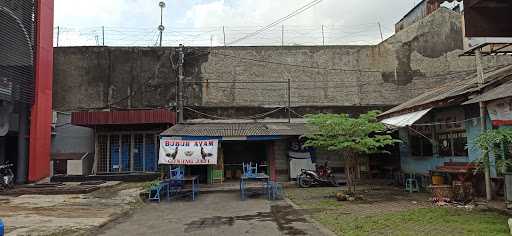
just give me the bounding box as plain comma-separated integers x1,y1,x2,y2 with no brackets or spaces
161,122,306,137
379,65,512,118
464,81,512,104
71,109,176,127
381,108,432,127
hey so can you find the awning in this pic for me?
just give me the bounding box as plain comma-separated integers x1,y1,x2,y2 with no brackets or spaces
380,108,431,128
71,109,176,127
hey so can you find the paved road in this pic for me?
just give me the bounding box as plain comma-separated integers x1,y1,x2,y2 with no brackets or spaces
97,192,329,236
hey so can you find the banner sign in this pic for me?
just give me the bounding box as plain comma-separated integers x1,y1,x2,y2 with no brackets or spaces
487,98,512,126
159,138,218,165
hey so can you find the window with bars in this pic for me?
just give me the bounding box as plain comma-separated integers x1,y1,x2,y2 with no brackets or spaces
96,133,158,173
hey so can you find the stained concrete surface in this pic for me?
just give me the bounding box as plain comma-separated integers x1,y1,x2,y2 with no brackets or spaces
97,192,329,236
0,182,143,236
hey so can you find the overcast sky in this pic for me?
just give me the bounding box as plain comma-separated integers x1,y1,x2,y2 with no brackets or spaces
53,0,459,47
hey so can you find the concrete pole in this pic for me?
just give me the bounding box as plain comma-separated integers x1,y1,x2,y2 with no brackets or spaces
288,78,291,123
159,7,163,47
476,49,492,201
178,44,185,123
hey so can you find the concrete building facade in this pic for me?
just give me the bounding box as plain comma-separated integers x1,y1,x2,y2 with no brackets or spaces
51,7,512,181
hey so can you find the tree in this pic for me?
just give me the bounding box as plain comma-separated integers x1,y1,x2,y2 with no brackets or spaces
473,128,512,176
304,111,399,193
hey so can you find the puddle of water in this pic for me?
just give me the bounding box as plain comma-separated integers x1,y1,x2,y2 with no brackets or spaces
184,204,311,235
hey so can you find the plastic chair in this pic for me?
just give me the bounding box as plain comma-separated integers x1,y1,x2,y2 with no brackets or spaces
211,169,224,184
170,166,185,180
148,182,168,203
168,166,185,199
405,173,419,193
243,162,258,177
265,181,284,200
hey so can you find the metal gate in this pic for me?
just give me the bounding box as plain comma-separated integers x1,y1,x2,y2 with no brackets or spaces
95,133,159,173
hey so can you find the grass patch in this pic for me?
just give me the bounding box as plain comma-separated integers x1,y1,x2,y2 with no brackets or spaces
286,187,510,236
316,207,509,236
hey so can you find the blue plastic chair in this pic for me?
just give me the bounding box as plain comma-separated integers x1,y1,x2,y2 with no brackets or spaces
168,166,185,199
148,181,168,203
265,181,284,200
243,162,258,177
170,166,185,179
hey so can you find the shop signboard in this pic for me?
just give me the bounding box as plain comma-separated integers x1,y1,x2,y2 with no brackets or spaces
159,138,218,165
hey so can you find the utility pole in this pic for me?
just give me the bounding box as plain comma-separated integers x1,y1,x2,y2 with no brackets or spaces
321,24,325,46
56,26,60,47
378,22,384,42
158,1,166,47
281,25,284,46
177,44,185,123
287,78,291,123
476,48,492,201
223,26,226,47
102,26,105,46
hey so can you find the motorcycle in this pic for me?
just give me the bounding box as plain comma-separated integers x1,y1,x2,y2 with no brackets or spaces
0,162,14,190
297,161,339,188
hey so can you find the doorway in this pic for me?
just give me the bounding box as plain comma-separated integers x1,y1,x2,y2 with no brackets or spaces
222,141,269,181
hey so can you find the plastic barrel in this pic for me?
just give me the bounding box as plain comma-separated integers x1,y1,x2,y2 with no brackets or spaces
0,219,4,236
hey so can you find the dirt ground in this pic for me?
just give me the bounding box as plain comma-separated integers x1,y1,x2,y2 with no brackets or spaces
96,192,331,236
0,182,145,236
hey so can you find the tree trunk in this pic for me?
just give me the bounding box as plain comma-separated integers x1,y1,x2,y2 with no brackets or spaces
344,150,357,194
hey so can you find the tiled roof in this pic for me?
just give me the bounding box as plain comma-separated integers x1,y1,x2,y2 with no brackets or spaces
379,65,512,118
161,122,307,137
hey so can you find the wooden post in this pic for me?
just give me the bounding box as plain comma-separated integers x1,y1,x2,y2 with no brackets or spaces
476,49,492,201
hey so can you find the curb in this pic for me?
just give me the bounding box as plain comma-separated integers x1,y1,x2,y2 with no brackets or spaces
284,197,337,236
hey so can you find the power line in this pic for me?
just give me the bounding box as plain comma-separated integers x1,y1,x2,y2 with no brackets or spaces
227,0,323,45
184,106,286,120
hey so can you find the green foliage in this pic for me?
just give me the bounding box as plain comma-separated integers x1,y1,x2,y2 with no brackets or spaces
304,111,398,155
473,128,512,174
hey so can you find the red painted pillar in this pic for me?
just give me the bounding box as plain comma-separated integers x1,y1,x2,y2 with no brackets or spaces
28,0,54,182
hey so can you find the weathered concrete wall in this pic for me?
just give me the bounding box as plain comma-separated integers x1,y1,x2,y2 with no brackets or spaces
53,8,512,114
51,112,93,154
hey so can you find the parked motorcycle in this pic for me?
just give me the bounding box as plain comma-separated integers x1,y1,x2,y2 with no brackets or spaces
297,161,339,187
0,162,14,191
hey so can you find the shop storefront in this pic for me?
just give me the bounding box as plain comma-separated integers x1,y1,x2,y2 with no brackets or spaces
70,109,176,174
159,121,306,183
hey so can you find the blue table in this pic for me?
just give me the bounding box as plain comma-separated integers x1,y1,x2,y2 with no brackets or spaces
165,175,200,201
240,173,270,201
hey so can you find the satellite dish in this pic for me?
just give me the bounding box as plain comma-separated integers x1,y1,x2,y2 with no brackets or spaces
0,101,13,136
